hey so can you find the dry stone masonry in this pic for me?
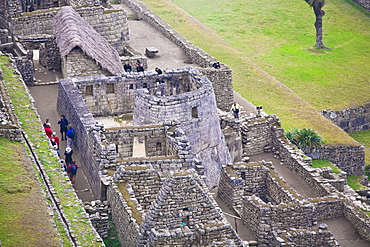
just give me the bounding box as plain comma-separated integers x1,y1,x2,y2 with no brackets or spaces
1,0,370,246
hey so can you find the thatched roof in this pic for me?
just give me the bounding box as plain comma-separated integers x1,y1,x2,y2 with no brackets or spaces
52,6,123,75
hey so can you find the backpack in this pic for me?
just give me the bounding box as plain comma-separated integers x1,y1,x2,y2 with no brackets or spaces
67,129,75,139
70,164,78,175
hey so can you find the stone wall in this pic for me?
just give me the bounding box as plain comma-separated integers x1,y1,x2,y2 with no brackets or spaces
351,0,370,10
344,200,370,242
57,78,117,198
0,63,23,142
120,45,148,72
14,56,34,85
272,228,340,247
69,0,103,7
241,115,280,156
217,165,246,210
107,183,141,246
105,125,167,159
75,74,135,116
218,163,301,212
272,136,338,197
133,68,231,188
75,70,202,117
113,165,162,212
84,200,110,239
321,104,370,133
119,0,233,111
144,225,242,246
221,117,243,163
198,67,234,112
116,156,187,173
39,36,61,70
139,171,244,246
242,195,316,244
309,197,344,221
2,0,22,20
12,7,129,55
62,48,112,78
304,145,364,176
0,29,10,44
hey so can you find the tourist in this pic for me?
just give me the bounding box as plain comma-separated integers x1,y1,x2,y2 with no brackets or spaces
124,62,132,72
136,60,144,72
66,124,75,148
50,132,60,149
43,118,51,128
58,115,69,141
53,145,60,157
231,102,241,120
212,61,221,69
67,161,78,185
60,160,67,172
43,120,53,138
64,147,73,166
155,67,163,74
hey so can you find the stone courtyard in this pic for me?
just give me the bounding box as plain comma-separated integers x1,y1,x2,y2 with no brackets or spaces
1,0,370,246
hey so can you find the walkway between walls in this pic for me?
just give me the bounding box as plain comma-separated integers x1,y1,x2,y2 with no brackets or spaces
250,152,370,247
28,83,96,202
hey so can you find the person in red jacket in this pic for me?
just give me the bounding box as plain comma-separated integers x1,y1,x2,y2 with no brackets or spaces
44,122,53,138
50,132,60,149
67,161,78,185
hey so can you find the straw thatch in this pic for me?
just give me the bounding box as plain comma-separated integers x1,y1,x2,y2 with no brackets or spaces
52,6,123,75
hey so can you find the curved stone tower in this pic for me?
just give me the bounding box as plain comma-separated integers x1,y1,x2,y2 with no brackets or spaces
133,68,231,188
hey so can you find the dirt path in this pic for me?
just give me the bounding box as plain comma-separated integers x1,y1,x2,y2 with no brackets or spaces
28,82,95,202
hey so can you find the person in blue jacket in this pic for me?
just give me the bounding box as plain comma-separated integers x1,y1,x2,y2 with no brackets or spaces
58,115,69,141
66,124,76,148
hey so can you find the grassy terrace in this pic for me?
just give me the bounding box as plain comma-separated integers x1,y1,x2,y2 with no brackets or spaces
0,56,102,246
138,0,369,146
0,138,60,246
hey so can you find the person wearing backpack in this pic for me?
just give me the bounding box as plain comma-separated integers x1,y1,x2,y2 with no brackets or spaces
66,124,76,148
67,161,78,185
64,147,73,166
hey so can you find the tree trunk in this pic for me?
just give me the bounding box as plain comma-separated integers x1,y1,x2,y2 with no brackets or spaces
312,3,326,48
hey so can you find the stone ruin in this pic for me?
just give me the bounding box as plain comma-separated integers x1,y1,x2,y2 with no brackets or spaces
1,0,370,246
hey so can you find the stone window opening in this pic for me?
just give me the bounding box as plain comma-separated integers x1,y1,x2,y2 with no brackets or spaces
106,83,115,94
191,107,198,118
129,84,134,89
85,85,93,96
181,215,190,226
241,171,246,180
156,142,162,151
143,83,147,88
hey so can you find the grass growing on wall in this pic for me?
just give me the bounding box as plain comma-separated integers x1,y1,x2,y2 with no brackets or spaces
347,175,367,190
312,159,342,174
135,0,361,146
0,56,102,246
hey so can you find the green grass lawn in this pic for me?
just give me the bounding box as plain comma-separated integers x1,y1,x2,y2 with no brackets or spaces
138,0,362,146
350,129,370,175
166,0,370,111
0,138,60,247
